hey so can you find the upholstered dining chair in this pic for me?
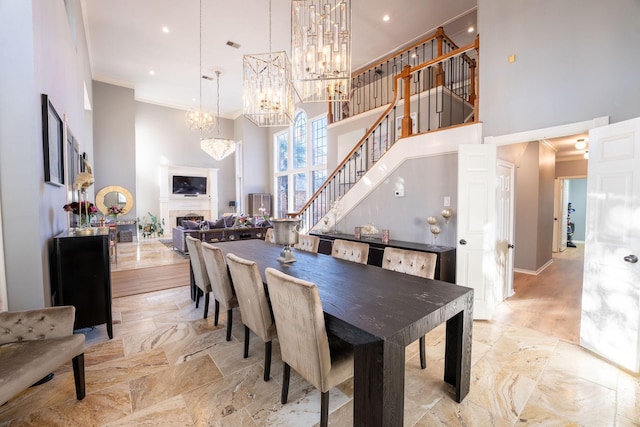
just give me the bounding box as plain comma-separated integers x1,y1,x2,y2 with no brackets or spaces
265,268,354,427
295,233,320,253
382,247,437,369
185,235,212,319
264,227,276,244
331,239,369,264
201,242,239,341
225,253,277,381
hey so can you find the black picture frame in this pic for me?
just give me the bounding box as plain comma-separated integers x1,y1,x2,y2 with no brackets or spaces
42,94,65,186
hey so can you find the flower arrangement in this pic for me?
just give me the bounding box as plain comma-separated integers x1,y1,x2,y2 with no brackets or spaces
108,205,124,219
234,215,249,227
63,201,97,227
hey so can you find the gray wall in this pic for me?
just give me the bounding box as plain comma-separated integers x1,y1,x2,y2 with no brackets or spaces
235,116,270,212
514,142,555,271
337,154,458,246
568,178,587,241
94,89,235,221
479,0,640,137
0,0,93,310
556,159,587,177
93,82,136,221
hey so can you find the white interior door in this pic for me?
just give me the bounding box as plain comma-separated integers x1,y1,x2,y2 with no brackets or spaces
552,179,569,252
561,180,569,250
497,160,515,299
581,117,640,373
457,144,497,319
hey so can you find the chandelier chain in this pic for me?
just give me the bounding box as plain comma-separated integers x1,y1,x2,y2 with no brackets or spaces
215,70,221,137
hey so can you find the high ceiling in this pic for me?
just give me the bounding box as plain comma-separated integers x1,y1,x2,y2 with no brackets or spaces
83,0,478,118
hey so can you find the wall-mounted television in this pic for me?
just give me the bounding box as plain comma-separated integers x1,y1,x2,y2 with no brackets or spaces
172,175,207,195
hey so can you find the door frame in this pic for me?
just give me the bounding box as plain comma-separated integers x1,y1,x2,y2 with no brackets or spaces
482,116,609,317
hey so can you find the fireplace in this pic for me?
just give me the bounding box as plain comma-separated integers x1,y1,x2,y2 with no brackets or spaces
176,214,204,227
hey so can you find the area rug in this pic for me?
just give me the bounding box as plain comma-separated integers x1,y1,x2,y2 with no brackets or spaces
159,238,188,259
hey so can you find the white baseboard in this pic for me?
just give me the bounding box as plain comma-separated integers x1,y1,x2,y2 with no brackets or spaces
514,259,553,275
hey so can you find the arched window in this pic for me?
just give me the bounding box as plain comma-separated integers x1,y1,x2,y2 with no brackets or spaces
274,111,327,218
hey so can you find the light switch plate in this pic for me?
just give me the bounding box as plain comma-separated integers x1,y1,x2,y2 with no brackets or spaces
444,196,451,206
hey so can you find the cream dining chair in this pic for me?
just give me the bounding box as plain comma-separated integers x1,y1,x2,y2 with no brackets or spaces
265,267,353,427
201,242,239,341
185,235,212,319
331,239,369,264
295,233,320,253
381,246,437,369
264,228,276,244
225,253,277,381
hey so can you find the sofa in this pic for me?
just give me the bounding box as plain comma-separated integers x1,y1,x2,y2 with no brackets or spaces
172,216,271,253
0,306,86,405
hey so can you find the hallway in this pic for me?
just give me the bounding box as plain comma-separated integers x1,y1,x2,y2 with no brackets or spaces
493,244,583,343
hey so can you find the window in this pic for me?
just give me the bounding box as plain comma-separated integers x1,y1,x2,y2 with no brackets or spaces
274,111,327,218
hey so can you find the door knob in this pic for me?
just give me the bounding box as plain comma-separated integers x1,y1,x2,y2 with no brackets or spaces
624,254,638,263
508,244,514,249
459,239,467,245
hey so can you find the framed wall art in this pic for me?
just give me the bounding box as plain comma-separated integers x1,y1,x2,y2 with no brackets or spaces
41,94,65,186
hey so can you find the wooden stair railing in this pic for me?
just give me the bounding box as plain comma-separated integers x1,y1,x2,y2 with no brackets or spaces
288,38,479,232
329,27,476,124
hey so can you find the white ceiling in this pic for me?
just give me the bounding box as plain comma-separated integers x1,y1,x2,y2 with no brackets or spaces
83,0,478,118
82,1,587,160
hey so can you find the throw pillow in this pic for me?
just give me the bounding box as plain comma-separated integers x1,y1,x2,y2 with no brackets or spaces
183,220,200,230
211,218,225,229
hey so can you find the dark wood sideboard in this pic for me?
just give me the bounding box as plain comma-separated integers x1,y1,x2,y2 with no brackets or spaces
310,232,456,283
51,230,113,339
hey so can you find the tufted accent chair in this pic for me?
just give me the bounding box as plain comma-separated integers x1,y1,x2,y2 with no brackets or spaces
186,235,213,318
331,239,369,264
295,234,320,253
0,306,85,405
382,247,438,369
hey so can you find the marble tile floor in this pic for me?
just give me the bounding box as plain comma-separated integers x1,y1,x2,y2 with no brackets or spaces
1,285,638,426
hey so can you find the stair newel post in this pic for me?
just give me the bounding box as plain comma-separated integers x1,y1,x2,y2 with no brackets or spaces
327,93,334,125
435,26,445,87
472,34,480,121
401,65,413,139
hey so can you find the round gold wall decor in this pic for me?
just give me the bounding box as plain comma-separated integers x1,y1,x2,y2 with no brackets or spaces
95,185,134,216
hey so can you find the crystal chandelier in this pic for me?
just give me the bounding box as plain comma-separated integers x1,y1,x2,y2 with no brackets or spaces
185,0,215,132
243,0,294,127
291,0,352,103
201,71,236,160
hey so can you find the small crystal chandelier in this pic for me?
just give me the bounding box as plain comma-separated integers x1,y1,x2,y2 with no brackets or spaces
185,0,215,132
201,71,236,160
291,0,352,103
243,0,294,127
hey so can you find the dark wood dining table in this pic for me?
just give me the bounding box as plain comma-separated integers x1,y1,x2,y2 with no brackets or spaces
213,239,473,427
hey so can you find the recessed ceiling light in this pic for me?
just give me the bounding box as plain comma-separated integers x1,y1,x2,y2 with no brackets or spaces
162,26,170,33
383,15,390,22
149,70,155,76
468,26,474,33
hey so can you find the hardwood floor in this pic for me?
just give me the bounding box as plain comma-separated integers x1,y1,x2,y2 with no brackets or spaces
110,238,190,298
111,263,190,298
493,243,584,343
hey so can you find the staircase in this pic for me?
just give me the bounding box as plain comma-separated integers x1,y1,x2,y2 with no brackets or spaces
288,32,480,232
